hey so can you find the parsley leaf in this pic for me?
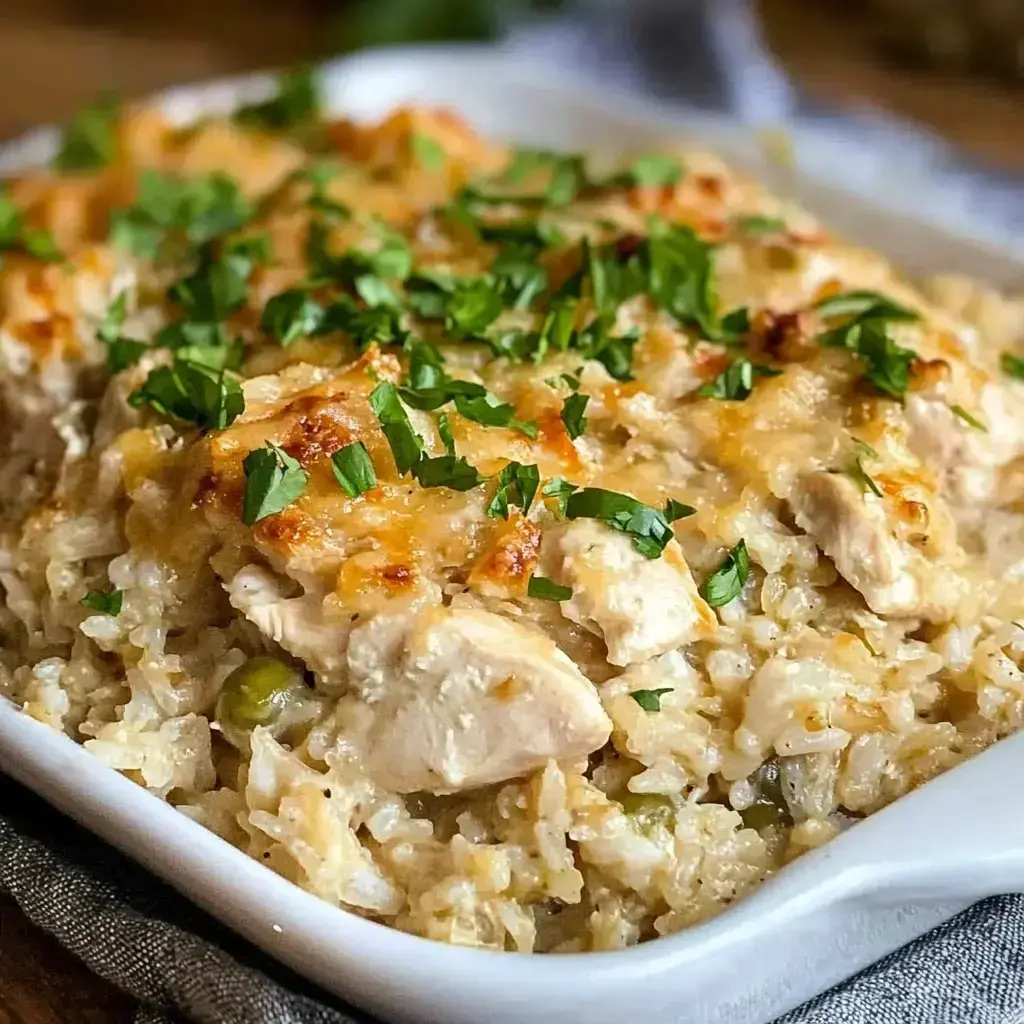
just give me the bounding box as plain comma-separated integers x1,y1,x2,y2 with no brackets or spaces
602,154,683,190
541,477,577,518
828,320,916,400
81,588,123,616
111,171,252,259
630,688,673,712
1001,352,1024,380
369,381,423,475
242,443,309,525
491,245,549,309
412,454,485,491
846,457,883,498
331,441,378,498
168,254,250,322
696,359,781,401
528,576,573,602
106,338,148,374
487,462,540,519
235,68,320,131
0,190,63,263
733,214,787,237
560,392,589,439
261,289,326,346
129,354,244,430
664,499,696,522
950,403,987,432
815,290,918,323
565,487,675,559
411,132,445,171
700,540,750,607
438,412,456,456
98,292,128,344
54,95,119,171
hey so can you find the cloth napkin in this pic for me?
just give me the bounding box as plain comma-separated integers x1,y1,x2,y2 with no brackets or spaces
3,774,1024,1024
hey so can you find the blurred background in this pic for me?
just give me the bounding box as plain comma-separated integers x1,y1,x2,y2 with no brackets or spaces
0,0,1021,161
2,0,1023,248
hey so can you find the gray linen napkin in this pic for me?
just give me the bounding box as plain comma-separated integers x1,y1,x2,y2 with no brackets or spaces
3,774,1024,1024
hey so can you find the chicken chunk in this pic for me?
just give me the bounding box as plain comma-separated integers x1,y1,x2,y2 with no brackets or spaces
226,565,354,687
905,384,1024,506
547,520,717,667
339,605,612,794
792,471,963,621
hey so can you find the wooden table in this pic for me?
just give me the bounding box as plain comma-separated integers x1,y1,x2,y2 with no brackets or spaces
2,2,1023,1022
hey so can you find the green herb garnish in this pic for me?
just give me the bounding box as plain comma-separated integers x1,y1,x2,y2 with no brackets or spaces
560,392,589,439
369,381,423,475
241,443,309,525
80,588,123,616
700,540,750,607
235,68,320,132
129,354,244,430
542,477,578,518
630,688,673,712
331,441,378,498
565,487,675,559
733,214,787,237
950,404,987,432
411,132,445,171
54,95,119,171
411,454,485,491
1001,352,1024,380
527,576,573,602
487,461,540,519
261,289,326,346
696,359,781,401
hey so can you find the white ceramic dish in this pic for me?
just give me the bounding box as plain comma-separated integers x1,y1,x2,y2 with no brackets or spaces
3,45,1024,1024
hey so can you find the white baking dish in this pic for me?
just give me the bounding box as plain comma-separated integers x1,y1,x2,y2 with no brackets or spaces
2,45,1024,1024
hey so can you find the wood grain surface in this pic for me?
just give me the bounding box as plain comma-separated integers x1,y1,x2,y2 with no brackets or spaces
2,2,1022,1022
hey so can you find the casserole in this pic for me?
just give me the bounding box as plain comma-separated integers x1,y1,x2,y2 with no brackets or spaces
2,44,1024,1023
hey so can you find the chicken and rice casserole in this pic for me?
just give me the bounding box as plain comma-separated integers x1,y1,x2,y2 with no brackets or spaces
3,72,1024,952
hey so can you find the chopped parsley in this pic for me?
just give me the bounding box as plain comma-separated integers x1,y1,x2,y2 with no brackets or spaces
54,95,119,171
487,462,540,519
411,132,445,171
603,154,683,190
80,588,123,616
560,392,589,439
438,412,456,456
110,171,252,260
565,487,675,559
733,214,787,237
407,273,503,337
97,293,148,373
950,404,987,432
411,454,485,491
369,381,423,475
663,498,696,522
527,576,573,602
542,477,578,518
234,68,320,132
0,191,63,263
696,359,781,401
261,290,327,346
630,688,673,712
847,457,883,498
815,290,918,324
1001,352,1024,380
129,354,244,430
241,443,309,525
331,441,378,498
700,541,750,608
168,252,250,323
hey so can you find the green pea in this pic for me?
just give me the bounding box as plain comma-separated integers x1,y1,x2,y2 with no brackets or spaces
739,755,793,832
619,792,675,833
215,656,309,750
